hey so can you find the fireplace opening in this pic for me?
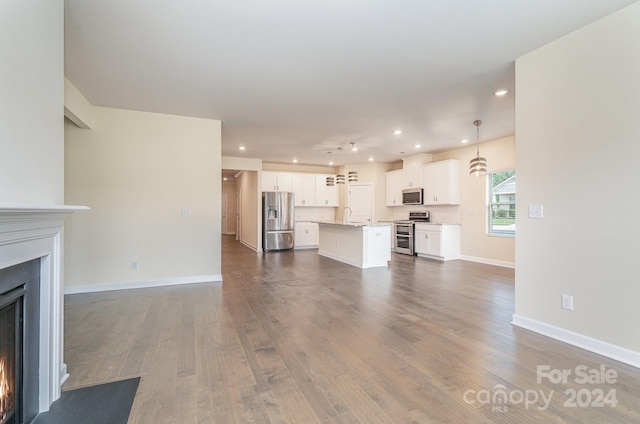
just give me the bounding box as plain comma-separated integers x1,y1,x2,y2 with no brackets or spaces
0,260,40,424
0,288,24,424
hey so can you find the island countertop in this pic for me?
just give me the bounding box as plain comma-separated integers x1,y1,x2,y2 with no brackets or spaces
313,221,393,228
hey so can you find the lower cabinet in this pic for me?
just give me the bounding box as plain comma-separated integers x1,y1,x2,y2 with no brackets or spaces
414,224,460,260
294,222,319,249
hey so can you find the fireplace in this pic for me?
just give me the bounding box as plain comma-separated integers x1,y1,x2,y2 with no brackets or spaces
0,297,21,424
0,260,40,424
0,204,87,421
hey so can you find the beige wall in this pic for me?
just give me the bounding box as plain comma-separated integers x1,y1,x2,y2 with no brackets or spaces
435,136,516,266
64,107,222,289
515,2,640,355
1,0,64,204
222,182,238,234
235,171,260,250
262,162,336,174
338,162,396,223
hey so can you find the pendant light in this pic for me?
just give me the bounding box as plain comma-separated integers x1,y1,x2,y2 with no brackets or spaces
469,119,487,177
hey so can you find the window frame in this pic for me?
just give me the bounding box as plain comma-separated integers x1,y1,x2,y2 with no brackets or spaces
487,170,516,238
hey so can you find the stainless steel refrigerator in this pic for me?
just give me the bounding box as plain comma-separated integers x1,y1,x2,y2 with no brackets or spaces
262,191,295,252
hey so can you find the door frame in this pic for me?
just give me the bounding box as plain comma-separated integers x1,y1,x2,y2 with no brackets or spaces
347,182,375,223
221,192,228,234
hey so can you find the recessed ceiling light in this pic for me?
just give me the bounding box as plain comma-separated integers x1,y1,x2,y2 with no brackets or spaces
329,160,334,165
239,146,246,151
223,177,227,181
292,159,298,163
494,89,509,97
368,157,374,162
414,144,421,149
461,139,469,143
393,130,402,135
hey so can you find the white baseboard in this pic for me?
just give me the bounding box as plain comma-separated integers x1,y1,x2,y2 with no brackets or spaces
512,314,640,369
64,274,223,295
59,363,69,386
239,239,260,252
460,255,515,269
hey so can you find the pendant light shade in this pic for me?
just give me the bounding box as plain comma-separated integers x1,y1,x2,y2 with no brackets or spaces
469,119,487,177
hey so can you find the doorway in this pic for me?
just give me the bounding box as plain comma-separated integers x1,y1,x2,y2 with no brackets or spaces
347,183,374,223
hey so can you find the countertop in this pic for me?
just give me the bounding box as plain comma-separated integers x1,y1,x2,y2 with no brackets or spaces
313,221,393,228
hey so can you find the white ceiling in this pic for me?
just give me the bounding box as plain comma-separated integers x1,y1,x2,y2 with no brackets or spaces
64,0,638,166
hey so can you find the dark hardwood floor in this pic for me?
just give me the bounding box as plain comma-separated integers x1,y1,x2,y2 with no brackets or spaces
63,235,640,423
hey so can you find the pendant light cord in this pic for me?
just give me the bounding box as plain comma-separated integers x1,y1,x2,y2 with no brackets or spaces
474,119,482,157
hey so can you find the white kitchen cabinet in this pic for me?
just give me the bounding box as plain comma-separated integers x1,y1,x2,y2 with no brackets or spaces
294,222,319,248
292,173,316,206
402,159,424,189
386,169,403,206
414,223,460,260
315,175,339,207
422,159,460,205
262,171,293,192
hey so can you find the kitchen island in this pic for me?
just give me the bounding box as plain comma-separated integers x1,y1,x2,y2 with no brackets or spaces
315,222,392,268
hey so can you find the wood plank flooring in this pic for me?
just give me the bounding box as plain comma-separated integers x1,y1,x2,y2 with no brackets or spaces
63,235,640,423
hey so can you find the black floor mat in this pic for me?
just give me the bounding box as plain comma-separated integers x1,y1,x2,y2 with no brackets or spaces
33,377,140,424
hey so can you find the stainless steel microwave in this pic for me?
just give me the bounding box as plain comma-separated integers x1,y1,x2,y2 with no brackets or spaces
402,188,423,205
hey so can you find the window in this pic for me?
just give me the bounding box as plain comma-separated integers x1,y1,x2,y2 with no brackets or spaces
488,171,515,236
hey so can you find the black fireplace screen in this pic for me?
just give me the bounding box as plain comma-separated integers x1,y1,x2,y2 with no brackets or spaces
0,292,23,424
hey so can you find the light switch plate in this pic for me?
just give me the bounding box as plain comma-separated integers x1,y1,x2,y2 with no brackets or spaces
528,205,543,219
561,294,574,310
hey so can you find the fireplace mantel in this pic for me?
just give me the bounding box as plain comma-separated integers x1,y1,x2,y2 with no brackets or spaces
0,203,88,413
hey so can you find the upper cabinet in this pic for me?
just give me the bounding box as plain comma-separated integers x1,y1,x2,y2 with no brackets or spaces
422,159,460,205
315,175,339,207
401,154,433,188
262,171,293,192
292,173,317,206
402,159,423,188
386,169,403,206
264,171,338,207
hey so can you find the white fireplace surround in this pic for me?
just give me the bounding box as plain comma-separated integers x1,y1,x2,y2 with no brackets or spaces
0,203,88,413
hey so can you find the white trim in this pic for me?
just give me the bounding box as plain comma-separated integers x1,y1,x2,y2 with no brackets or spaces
460,255,515,269
240,239,260,252
512,314,640,369
64,275,223,295
59,363,69,386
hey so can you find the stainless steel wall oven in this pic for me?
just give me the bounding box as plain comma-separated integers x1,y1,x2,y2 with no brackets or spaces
394,211,430,255
394,221,415,255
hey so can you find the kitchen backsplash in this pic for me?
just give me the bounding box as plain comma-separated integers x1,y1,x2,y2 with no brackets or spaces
391,205,461,224
295,207,336,222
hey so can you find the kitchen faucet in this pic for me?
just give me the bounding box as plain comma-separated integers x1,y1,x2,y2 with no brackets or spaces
342,206,352,224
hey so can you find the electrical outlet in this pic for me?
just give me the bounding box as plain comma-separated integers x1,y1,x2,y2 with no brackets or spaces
561,294,573,310
181,208,192,217
529,205,544,219
131,261,139,270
